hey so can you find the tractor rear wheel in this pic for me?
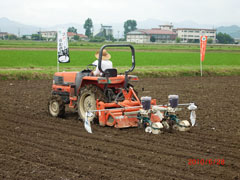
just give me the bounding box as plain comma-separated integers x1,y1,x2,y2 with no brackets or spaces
77,85,106,122
48,95,65,117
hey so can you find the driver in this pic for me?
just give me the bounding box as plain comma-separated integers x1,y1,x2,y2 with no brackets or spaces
90,49,113,76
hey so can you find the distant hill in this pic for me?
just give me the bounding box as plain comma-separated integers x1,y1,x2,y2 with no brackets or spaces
0,17,102,37
1,17,240,39
217,25,240,39
0,17,39,36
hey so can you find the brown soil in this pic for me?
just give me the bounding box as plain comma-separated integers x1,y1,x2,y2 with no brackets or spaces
0,76,239,180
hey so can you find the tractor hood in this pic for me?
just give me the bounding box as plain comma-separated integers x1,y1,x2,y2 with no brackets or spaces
54,72,79,84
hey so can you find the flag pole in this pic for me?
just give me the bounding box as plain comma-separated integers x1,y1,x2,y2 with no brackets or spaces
200,36,202,77
57,59,59,72
200,55,202,77
57,31,59,72
200,41,202,77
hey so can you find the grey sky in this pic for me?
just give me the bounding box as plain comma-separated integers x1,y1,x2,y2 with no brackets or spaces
0,0,239,26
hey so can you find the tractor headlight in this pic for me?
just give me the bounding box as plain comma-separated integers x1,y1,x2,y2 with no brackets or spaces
128,75,139,82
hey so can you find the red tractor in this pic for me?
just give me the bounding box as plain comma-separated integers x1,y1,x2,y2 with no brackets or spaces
48,44,146,128
48,44,196,133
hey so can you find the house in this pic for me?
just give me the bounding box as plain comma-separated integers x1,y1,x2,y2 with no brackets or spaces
127,30,150,43
0,32,8,39
174,28,217,43
67,32,76,40
234,38,240,43
77,33,88,41
67,32,88,41
127,25,177,43
0,32,18,40
38,31,57,41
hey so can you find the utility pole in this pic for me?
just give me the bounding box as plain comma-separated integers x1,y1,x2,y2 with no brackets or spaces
39,27,41,40
18,28,20,38
92,26,94,37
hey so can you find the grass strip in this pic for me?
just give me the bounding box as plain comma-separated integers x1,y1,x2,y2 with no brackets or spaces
1,66,239,80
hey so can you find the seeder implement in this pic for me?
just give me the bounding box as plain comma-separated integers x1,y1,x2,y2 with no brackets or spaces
84,94,197,134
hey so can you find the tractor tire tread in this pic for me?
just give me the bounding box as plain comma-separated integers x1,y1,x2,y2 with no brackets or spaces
48,94,65,118
78,85,107,121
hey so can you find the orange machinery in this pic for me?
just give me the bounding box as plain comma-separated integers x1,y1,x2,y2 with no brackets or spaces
48,44,196,133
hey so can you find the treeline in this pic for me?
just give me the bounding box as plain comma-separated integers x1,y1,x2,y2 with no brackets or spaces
0,17,238,44
216,32,235,44
77,18,137,42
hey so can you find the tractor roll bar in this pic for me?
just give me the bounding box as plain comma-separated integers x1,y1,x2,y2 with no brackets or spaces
98,44,135,75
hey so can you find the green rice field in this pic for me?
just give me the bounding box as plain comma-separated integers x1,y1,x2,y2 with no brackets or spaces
0,50,239,67
0,41,239,79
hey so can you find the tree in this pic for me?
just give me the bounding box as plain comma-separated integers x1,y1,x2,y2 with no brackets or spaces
5,34,18,40
124,20,137,39
216,32,234,44
84,18,93,38
67,27,77,33
73,35,80,41
150,36,156,42
207,38,213,44
175,37,181,43
31,34,43,40
22,35,28,40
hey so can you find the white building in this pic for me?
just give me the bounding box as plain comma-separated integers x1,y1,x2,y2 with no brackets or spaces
159,24,174,31
127,30,149,43
38,31,57,41
0,32,8,39
95,25,113,40
100,25,113,37
127,25,177,43
174,28,216,43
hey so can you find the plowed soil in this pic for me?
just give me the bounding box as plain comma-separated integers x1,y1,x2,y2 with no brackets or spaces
0,76,239,180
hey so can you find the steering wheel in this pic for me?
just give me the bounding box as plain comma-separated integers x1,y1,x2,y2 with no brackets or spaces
86,63,97,71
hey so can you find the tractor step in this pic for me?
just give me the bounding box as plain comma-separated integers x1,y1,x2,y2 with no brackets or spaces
69,96,78,108
70,96,77,101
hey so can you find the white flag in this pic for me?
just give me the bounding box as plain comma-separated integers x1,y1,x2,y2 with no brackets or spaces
190,111,196,126
57,29,70,63
84,112,93,133
188,103,197,126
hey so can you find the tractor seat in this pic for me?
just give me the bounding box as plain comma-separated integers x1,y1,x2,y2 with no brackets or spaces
103,68,117,77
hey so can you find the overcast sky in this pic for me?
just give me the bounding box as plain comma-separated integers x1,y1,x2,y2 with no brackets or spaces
1,0,239,26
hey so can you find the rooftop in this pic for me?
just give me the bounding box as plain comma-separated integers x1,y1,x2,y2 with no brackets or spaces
145,29,176,35
39,31,57,33
127,29,176,35
175,28,216,31
67,32,88,38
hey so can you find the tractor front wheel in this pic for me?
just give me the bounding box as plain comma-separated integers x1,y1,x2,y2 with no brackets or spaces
77,85,106,122
48,95,65,117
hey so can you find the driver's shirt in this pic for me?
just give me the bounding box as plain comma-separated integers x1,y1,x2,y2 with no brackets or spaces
92,59,113,76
